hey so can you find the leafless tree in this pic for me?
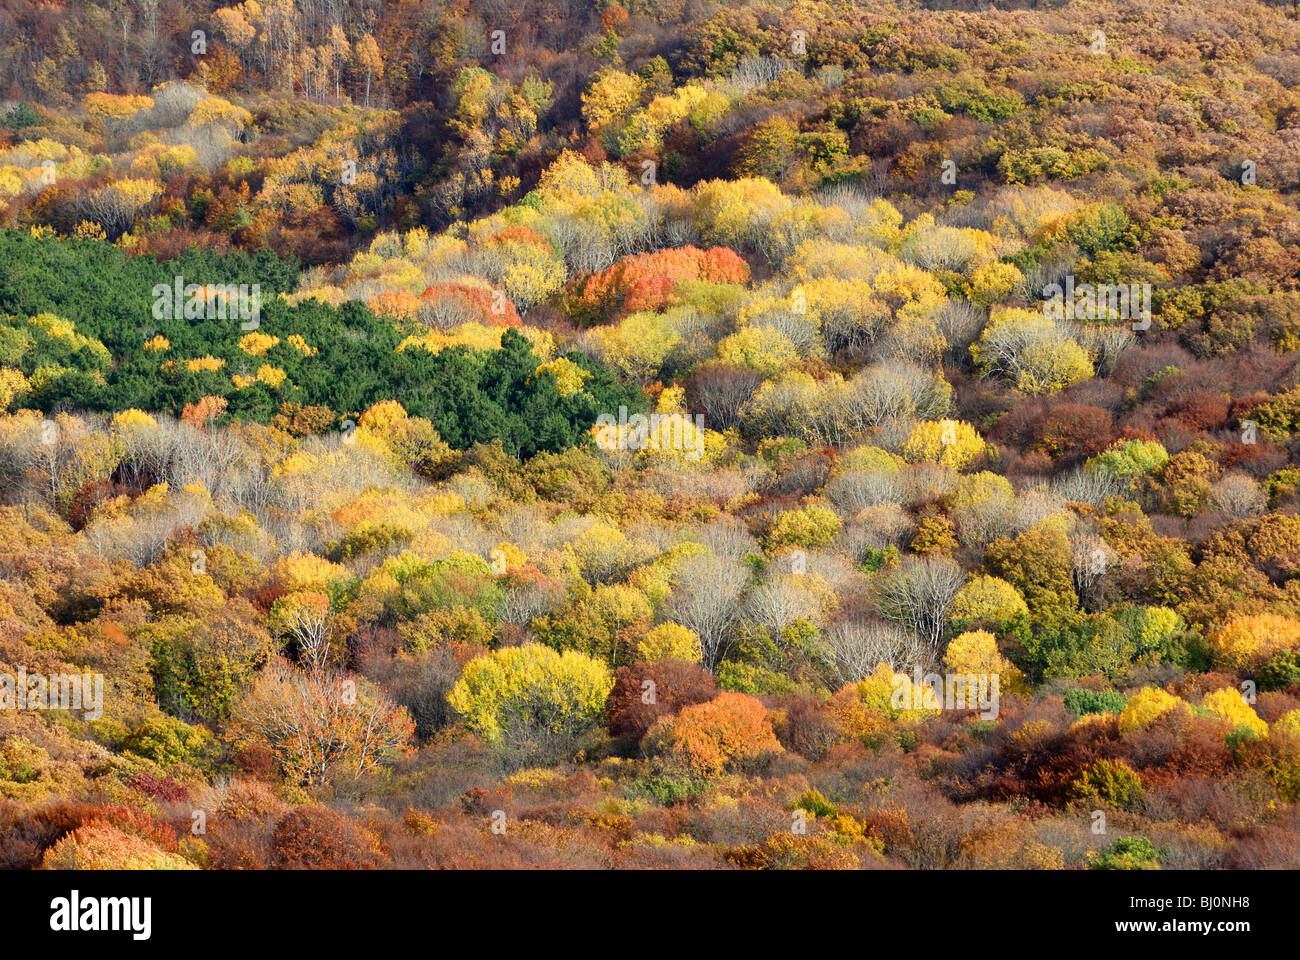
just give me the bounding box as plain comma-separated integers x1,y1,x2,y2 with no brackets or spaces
825,619,928,683
1210,473,1266,519
936,300,986,361
826,468,905,513
1071,533,1116,611
694,516,760,563
233,658,411,787
842,506,914,560
728,55,798,95
745,576,823,633
875,556,963,659
1051,466,1121,505
688,363,763,431
951,489,1018,551
545,215,615,274
840,363,951,432
498,580,566,628
285,599,334,675
904,462,958,506
1013,488,1069,533
821,295,890,355
666,552,751,669
816,181,881,221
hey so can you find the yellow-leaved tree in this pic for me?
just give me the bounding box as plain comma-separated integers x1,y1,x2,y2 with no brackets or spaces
1200,688,1268,737
1118,686,1188,735
902,419,985,470
637,623,703,664
971,307,1094,395
943,629,1025,690
1210,614,1300,673
448,644,614,759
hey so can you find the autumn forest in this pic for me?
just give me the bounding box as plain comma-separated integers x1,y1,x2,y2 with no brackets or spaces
0,0,1298,877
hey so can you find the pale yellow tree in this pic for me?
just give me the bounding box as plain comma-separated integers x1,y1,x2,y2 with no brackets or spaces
354,32,384,106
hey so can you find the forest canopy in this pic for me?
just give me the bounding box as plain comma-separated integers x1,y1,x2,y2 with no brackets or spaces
2,0,1300,874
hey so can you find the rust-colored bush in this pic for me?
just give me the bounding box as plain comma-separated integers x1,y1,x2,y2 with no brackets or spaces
0,800,103,870
567,245,749,324
0,801,178,870
606,660,718,743
996,401,1115,466
127,771,190,803
644,691,783,778
270,806,386,870
1172,672,1243,700
1226,806,1300,869
774,694,847,762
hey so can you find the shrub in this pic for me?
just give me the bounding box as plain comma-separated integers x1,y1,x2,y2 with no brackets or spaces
961,820,1066,869
0,737,84,804
1118,687,1188,736
271,806,385,869
645,692,783,778
983,524,1078,629
792,788,837,819
606,660,718,742
398,606,492,652
1090,836,1161,871
726,832,860,870
636,623,703,664
830,662,940,744
1087,439,1169,484
1210,614,1300,673
231,660,414,786
717,661,801,696
949,575,1030,633
41,821,196,870
765,503,842,550
448,644,614,757
1064,689,1128,717
1270,711,1300,802
122,716,214,767
126,771,190,803
1273,710,1300,741
1069,759,1145,811
902,419,985,470
149,613,274,722
626,774,708,807
1259,652,1300,692
365,645,466,739
1200,688,1268,738
943,629,1024,689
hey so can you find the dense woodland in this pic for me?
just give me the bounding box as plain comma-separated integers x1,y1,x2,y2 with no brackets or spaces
2,0,1300,870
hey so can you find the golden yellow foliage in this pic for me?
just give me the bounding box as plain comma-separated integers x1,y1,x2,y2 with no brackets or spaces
82,92,154,118
185,356,226,373
285,334,317,356
536,357,589,397
1118,687,1188,735
239,332,281,356
1210,614,1300,673
1200,688,1268,737
636,623,703,664
902,419,985,470
943,630,1023,685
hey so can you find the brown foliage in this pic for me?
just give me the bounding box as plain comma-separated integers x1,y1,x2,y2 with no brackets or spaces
270,806,386,870
606,659,718,743
0,801,177,869
994,401,1114,466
